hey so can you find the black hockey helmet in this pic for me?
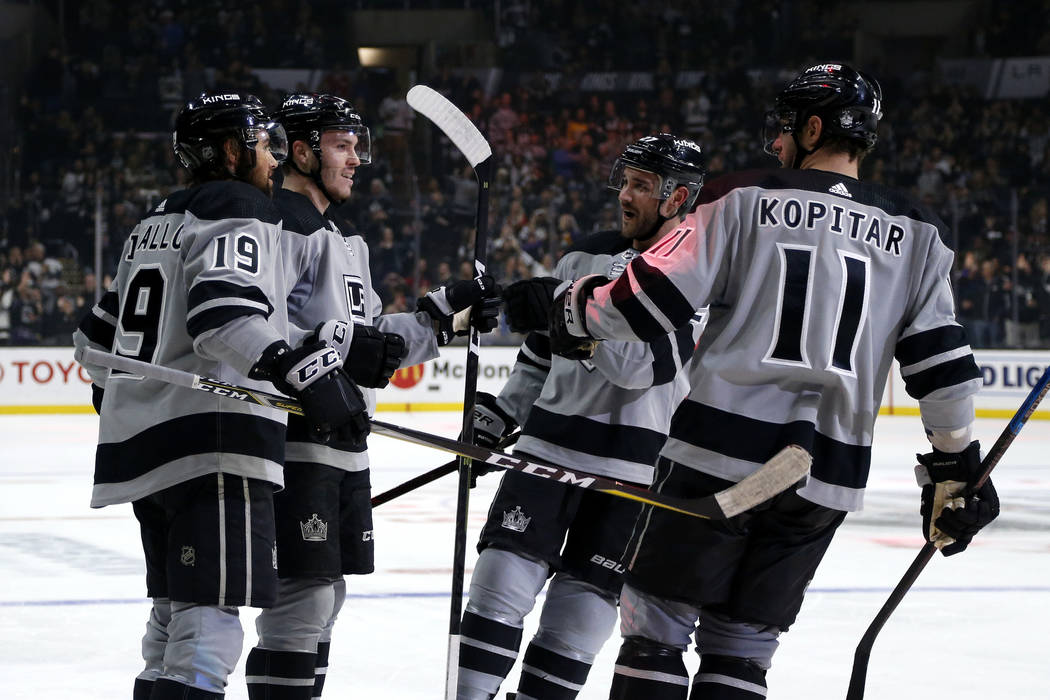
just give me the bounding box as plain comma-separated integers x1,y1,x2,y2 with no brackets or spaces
763,62,882,161
608,134,706,218
173,93,287,177
273,93,372,165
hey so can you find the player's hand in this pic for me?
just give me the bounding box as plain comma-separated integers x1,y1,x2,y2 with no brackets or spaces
504,277,561,333
253,340,369,445
548,274,607,360
915,441,999,556
471,392,518,449
418,275,502,345
346,324,406,388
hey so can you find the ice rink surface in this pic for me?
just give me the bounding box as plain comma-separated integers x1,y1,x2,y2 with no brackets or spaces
1,412,1048,699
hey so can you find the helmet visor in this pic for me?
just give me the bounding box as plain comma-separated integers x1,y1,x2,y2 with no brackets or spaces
248,122,288,164
326,125,372,165
607,159,669,200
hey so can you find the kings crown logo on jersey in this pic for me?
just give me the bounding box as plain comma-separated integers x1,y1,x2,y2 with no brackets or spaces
501,506,531,533
300,514,329,542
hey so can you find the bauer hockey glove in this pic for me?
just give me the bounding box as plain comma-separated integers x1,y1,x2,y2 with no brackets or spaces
417,275,502,345
252,339,370,445
345,325,406,389
915,441,1000,556
548,274,608,360
504,276,562,333
463,392,519,487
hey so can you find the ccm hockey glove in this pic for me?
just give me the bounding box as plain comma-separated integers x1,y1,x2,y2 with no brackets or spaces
504,276,562,333
915,441,999,556
417,275,502,345
345,325,406,389
252,340,369,445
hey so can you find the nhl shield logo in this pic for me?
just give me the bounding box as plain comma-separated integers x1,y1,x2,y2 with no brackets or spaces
501,506,531,533
180,545,196,567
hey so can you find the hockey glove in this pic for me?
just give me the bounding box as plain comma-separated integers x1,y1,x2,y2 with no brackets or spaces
915,441,1000,556
252,340,370,445
417,275,502,345
345,325,406,388
548,274,608,360
304,319,352,360
462,392,519,487
504,276,562,333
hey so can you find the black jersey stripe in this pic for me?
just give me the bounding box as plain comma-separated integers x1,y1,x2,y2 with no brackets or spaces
900,355,981,400
525,406,667,466
669,400,871,490
650,333,679,386
187,180,282,224
674,321,698,365
95,413,286,485
98,289,119,317
895,325,970,366
524,331,552,360
516,350,550,373
78,309,116,349
625,257,697,339
188,280,274,316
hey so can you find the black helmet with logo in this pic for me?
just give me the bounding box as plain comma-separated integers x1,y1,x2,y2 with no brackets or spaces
608,134,706,218
173,93,286,178
763,62,882,160
273,93,371,165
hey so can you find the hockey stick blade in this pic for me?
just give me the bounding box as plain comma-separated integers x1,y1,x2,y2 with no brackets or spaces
80,348,810,519
845,363,1050,700
406,85,492,168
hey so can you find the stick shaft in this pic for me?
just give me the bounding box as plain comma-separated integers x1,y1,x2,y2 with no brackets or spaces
845,364,1050,700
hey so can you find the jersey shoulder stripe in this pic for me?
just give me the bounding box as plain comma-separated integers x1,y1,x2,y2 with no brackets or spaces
698,169,949,234
94,412,286,485
275,188,329,236
186,281,275,337
158,181,282,224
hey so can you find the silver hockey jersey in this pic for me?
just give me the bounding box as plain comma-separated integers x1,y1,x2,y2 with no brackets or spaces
500,229,706,485
276,188,439,472
73,181,293,507
577,169,981,511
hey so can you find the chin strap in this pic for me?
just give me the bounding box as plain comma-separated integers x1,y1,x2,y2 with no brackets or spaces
290,149,342,205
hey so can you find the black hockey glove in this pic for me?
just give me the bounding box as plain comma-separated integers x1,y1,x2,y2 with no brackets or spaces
915,441,999,556
462,392,519,487
303,319,352,359
417,275,502,345
252,340,370,445
91,383,104,414
548,274,608,360
504,276,562,333
345,325,406,389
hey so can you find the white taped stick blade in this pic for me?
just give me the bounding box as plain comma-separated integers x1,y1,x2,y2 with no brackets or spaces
406,85,492,167
713,445,812,518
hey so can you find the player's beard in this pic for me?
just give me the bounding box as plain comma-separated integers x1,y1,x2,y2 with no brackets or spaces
621,201,661,242
237,151,275,196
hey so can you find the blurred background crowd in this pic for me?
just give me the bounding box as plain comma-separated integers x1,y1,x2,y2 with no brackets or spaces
2,0,1050,348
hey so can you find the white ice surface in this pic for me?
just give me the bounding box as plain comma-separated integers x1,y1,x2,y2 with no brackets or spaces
1,413,1048,699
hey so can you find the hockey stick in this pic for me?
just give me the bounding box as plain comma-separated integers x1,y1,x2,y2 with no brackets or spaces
406,83,495,699
79,347,811,519
371,433,519,508
845,364,1050,700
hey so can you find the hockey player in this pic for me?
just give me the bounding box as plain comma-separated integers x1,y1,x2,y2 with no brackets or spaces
73,94,370,700
456,135,707,700
546,64,1000,699
244,93,501,700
